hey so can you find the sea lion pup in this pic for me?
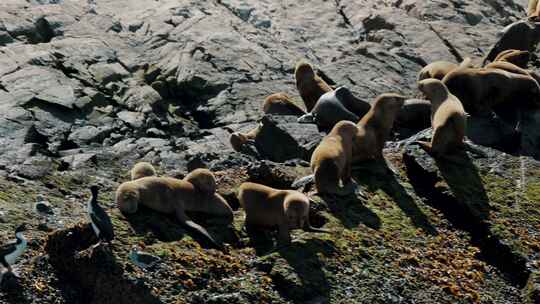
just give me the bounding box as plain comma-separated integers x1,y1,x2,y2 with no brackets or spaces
262,92,306,116
229,125,261,152
295,60,333,112
298,87,370,130
310,121,359,196
417,57,473,81
482,20,540,65
115,175,233,249
492,49,530,68
131,162,157,180
238,182,329,245
183,168,216,194
353,93,407,162
442,67,540,116
415,79,486,158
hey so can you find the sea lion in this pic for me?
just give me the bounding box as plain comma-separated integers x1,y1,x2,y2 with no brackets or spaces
492,49,530,68
229,125,261,152
417,57,473,81
231,93,304,153
131,162,157,180
442,67,540,116
529,0,540,21
263,92,306,116
415,79,470,156
183,168,216,194
353,93,407,162
238,182,329,245
484,60,540,84
483,20,540,65
115,175,233,249
298,87,371,130
310,121,359,195
295,60,333,112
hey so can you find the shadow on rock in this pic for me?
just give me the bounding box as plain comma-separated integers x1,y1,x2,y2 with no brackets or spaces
353,160,437,235
45,223,162,304
403,145,530,286
320,194,381,230
124,206,239,249
258,239,335,304
0,272,30,304
403,144,491,222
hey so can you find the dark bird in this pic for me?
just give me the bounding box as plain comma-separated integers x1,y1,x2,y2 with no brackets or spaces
0,224,27,282
87,185,114,245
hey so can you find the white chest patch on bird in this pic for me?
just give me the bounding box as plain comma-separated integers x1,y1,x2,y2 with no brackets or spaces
5,235,26,265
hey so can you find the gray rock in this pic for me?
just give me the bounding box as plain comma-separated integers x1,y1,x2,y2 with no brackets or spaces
255,115,323,162
60,153,97,170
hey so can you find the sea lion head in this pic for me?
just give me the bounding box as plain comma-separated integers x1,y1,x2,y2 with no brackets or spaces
332,120,359,140
373,93,407,115
295,60,316,80
131,162,157,180
418,79,449,101
184,168,217,194
116,183,140,214
284,192,310,229
230,132,250,151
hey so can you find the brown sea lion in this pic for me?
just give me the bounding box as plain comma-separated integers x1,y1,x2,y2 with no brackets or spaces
353,93,407,162
310,121,359,196
229,125,261,152
492,49,530,68
298,87,371,130
238,182,329,245
442,67,540,116
415,79,467,156
295,61,333,112
529,0,540,21
484,60,540,84
262,92,306,116
483,20,540,65
183,168,217,194
131,162,157,180
417,58,473,81
115,175,233,249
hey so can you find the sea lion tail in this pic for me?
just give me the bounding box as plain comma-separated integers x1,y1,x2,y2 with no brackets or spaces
298,113,315,124
182,220,223,251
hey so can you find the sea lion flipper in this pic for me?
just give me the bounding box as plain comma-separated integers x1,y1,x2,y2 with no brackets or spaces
182,219,223,250
304,224,331,234
298,113,315,124
177,209,222,250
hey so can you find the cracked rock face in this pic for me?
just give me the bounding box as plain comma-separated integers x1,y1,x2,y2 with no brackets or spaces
0,0,537,168
1,0,540,304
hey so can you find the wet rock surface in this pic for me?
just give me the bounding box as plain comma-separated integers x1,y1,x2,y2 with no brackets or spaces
0,0,539,303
